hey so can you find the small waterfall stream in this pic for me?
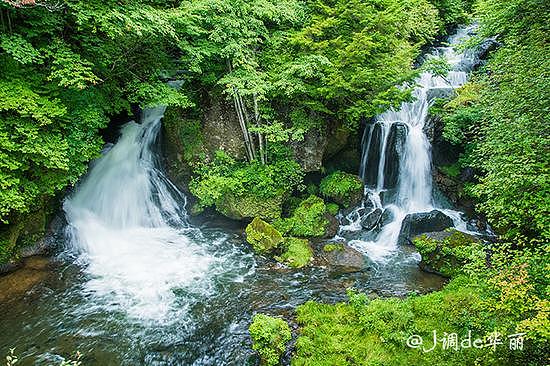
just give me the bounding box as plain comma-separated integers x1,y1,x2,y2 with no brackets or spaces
343,26,477,262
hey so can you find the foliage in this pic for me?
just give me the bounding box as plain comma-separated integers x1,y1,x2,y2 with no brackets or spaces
245,217,284,255
438,0,550,244
275,237,313,268
325,202,340,216
427,0,474,33
319,171,363,207
274,195,329,238
189,150,303,214
249,314,291,366
294,274,548,366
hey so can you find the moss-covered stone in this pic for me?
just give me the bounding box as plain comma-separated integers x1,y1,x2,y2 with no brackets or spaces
274,195,329,238
245,217,284,254
249,314,291,366
413,229,484,277
162,107,205,187
319,171,363,207
0,205,49,269
323,242,345,252
325,202,340,216
276,237,313,268
216,193,283,221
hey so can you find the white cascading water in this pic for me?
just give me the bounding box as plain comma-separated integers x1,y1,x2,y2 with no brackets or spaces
345,26,477,262
63,106,215,321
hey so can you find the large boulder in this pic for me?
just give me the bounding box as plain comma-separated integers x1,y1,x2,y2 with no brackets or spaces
245,218,284,254
397,210,453,245
320,242,365,273
362,123,383,187
360,208,383,231
382,122,408,189
275,237,313,268
319,171,364,208
216,193,283,222
413,229,484,277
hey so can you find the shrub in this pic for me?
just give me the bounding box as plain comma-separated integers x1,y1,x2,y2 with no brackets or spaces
275,237,313,268
274,195,329,238
249,314,291,366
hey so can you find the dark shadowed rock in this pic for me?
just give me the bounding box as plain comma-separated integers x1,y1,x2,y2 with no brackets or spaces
324,213,340,238
319,242,365,273
360,208,383,231
397,210,453,245
363,123,382,187
379,208,395,227
426,87,455,103
382,123,408,189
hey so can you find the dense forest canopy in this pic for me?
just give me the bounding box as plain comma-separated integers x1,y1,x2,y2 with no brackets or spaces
0,0,471,223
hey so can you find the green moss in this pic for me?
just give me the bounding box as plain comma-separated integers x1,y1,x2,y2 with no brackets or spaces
274,195,329,238
216,193,283,221
245,217,284,254
293,277,522,366
163,107,204,162
319,171,363,207
323,242,344,252
326,202,340,216
249,314,291,366
413,229,484,277
275,237,313,268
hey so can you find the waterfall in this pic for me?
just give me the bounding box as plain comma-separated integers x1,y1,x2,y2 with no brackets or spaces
63,107,215,321
345,26,477,262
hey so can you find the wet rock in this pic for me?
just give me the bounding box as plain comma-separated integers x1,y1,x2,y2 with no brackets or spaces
379,208,395,227
360,208,383,231
397,210,454,245
471,37,501,69
363,123,382,187
324,213,340,238
382,123,408,189
426,87,455,103
320,242,365,273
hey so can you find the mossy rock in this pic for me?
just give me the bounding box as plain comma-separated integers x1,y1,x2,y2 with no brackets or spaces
275,237,313,268
0,207,48,266
274,195,329,238
249,314,291,366
216,193,283,221
413,229,484,278
319,171,363,208
245,218,284,254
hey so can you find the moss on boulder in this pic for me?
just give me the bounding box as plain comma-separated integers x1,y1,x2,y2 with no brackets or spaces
276,237,313,268
319,171,363,207
274,195,330,238
249,314,291,366
245,217,284,254
217,193,283,221
413,229,484,277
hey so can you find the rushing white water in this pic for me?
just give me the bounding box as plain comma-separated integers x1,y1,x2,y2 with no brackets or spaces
347,26,478,261
63,107,217,321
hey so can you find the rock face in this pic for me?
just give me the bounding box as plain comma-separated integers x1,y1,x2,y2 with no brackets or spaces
397,210,454,245
320,242,365,273
202,95,247,160
382,122,408,189
361,208,383,231
363,123,382,186
413,229,482,277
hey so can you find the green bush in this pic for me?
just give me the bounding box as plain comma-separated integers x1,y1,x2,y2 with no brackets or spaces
249,314,291,366
326,202,340,216
274,195,329,238
189,151,304,218
275,237,313,268
319,171,363,208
